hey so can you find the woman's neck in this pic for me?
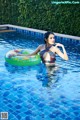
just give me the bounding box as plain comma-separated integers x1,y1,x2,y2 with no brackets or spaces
46,43,52,47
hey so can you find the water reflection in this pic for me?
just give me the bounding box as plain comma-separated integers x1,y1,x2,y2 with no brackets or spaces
5,62,37,74
36,64,61,87
5,62,68,88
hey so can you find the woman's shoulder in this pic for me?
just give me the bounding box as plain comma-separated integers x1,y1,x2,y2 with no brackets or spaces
37,44,45,51
38,44,45,48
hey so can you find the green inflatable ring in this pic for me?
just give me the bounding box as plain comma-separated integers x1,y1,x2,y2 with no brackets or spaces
5,49,41,66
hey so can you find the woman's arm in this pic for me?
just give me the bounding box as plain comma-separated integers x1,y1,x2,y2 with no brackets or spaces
26,45,42,56
17,45,42,57
55,43,69,60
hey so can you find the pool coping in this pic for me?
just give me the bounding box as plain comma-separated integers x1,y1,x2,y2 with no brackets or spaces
0,24,80,41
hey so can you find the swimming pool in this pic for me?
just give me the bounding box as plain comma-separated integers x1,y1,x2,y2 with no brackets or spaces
0,30,80,120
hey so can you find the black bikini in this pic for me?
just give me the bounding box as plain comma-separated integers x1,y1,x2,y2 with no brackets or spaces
40,45,56,63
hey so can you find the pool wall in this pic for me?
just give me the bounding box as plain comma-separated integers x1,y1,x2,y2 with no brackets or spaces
0,24,80,47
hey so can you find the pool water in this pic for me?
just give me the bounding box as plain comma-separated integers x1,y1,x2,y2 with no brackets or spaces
0,31,80,120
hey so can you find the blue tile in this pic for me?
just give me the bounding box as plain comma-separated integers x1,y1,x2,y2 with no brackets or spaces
65,117,72,120
25,116,32,120
27,104,33,109
74,117,80,120
3,91,10,97
72,106,79,111
38,103,45,107
15,99,23,103
49,113,57,118
15,105,22,109
8,109,14,113
16,115,22,120
24,110,32,115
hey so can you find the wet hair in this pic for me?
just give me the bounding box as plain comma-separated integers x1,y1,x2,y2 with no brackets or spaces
44,31,54,44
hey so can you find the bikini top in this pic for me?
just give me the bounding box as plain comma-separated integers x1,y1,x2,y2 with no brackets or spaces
40,45,56,63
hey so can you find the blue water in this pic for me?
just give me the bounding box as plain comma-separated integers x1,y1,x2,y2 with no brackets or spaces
0,31,80,120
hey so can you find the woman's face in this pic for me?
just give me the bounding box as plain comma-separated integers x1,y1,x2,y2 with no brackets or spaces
46,34,55,45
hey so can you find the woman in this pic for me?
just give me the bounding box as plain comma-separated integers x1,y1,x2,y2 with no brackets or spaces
23,31,68,66
17,31,68,66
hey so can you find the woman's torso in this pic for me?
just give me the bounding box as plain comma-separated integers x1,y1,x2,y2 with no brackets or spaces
39,44,56,66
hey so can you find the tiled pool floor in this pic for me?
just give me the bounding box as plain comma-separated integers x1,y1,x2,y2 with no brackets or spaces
0,31,80,120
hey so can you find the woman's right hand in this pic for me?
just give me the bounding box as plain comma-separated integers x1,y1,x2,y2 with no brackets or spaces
55,43,64,48
55,43,68,60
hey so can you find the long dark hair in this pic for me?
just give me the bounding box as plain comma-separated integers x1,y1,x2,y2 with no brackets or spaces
44,31,54,44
